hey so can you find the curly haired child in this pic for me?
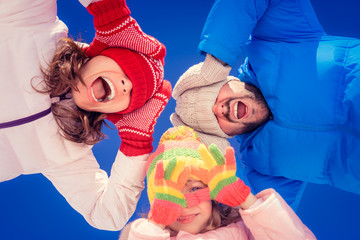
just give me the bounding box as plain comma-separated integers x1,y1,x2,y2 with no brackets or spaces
0,0,170,231
122,126,316,239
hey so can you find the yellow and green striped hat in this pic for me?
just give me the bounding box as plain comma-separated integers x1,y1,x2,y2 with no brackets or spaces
146,126,207,205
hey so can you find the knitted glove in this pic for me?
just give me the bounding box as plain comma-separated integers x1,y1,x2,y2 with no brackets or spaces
107,80,171,156
198,144,251,207
149,158,190,226
184,187,210,208
86,0,166,61
182,158,211,208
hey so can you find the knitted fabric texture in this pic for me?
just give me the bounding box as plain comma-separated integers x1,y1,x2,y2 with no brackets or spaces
170,55,241,154
86,0,166,115
101,48,164,115
106,80,171,156
184,187,211,208
149,158,190,225
172,54,234,138
198,144,251,207
146,126,208,205
170,113,230,154
147,126,250,224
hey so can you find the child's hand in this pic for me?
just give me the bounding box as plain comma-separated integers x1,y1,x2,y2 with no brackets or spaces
198,144,251,207
148,158,191,226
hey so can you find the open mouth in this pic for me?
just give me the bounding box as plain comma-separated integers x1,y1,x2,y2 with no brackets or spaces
234,101,247,119
90,76,115,102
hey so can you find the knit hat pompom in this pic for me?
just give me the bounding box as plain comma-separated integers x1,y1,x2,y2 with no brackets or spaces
170,113,230,154
147,126,202,172
100,47,164,115
159,125,199,145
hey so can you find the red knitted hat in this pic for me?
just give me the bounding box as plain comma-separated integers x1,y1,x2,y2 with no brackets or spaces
100,47,164,114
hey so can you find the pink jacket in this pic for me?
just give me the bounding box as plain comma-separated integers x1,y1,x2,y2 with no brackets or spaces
127,189,316,240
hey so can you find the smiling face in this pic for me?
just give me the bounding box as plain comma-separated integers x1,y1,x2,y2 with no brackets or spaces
169,179,212,234
72,55,133,113
213,80,270,136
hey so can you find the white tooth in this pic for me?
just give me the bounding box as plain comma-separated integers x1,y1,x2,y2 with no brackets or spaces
102,76,115,101
234,102,238,119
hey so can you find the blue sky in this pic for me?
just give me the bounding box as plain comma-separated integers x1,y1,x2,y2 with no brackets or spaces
1,0,360,239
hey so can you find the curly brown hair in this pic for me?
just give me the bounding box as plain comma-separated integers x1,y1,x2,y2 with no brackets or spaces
34,38,108,145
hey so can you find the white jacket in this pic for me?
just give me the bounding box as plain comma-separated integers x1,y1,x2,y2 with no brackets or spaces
0,0,146,231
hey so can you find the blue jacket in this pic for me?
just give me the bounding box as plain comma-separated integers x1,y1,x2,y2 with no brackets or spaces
198,0,360,210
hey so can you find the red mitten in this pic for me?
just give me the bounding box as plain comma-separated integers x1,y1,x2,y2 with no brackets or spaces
107,80,171,156
86,0,165,61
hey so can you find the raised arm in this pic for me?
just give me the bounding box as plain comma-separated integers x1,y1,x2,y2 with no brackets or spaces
199,0,324,67
81,0,166,63
199,0,265,67
42,148,147,231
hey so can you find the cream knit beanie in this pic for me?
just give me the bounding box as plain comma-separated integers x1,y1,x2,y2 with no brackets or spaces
171,54,239,153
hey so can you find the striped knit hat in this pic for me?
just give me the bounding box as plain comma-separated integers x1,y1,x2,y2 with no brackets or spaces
146,126,207,205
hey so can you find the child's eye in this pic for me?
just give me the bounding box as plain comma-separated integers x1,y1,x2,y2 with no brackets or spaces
190,186,203,192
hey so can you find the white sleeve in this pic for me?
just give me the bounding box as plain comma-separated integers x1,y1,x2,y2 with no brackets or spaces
0,0,58,27
240,189,316,240
128,218,171,240
42,149,147,231
78,0,102,8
